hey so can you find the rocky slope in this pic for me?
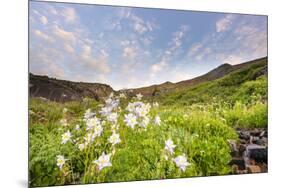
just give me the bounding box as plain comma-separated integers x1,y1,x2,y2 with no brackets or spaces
29,74,114,102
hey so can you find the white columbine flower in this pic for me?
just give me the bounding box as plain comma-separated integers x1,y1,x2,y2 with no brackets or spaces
124,113,137,129
119,93,126,99
173,155,191,172
136,93,143,100
107,112,118,123
60,119,68,126
62,108,68,113
93,124,103,137
108,132,121,146
153,102,159,107
78,143,85,151
75,124,80,130
94,152,112,171
86,117,100,130
84,132,96,144
154,115,161,126
56,155,66,169
84,109,95,120
61,130,72,144
165,139,176,154
100,106,112,117
140,116,150,128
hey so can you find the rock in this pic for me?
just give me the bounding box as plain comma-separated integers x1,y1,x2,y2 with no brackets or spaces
238,144,246,155
239,131,250,140
250,129,261,137
247,165,262,173
245,144,267,164
230,157,246,170
228,140,239,157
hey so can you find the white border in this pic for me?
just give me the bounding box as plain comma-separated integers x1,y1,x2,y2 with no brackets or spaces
0,0,280,188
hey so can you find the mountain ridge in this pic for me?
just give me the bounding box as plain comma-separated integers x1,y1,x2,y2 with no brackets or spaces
29,57,267,102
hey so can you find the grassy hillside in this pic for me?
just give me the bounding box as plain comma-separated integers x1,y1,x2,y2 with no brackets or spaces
29,57,268,187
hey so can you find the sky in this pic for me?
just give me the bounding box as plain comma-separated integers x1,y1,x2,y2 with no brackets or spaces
29,1,267,90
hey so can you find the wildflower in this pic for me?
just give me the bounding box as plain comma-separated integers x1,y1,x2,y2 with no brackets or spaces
100,106,112,116
108,132,121,146
140,116,150,128
84,109,95,120
93,124,103,137
84,132,96,144
154,115,161,126
75,124,80,130
124,113,137,129
135,104,150,117
60,119,68,126
119,93,126,99
61,130,72,144
165,139,176,154
173,154,191,172
94,152,112,171
86,117,100,130
57,155,66,169
107,112,118,123
62,108,68,113
78,143,85,151
136,93,143,100
153,102,159,107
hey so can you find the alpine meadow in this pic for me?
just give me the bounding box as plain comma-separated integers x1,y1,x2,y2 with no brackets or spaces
29,1,268,187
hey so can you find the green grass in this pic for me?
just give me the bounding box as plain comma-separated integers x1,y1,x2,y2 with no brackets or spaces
29,59,268,187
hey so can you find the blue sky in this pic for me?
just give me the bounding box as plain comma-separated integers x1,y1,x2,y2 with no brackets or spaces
29,1,267,90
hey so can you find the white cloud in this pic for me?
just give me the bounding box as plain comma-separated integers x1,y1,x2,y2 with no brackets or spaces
40,16,48,25
79,45,111,74
187,43,202,57
52,25,77,44
33,29,53,43
150,59,168,74
61,7,78,23
170,25,188,52
122,47,137,60
216,14,235,32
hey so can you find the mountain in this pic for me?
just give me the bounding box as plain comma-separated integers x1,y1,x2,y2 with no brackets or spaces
29,74,114,102
29,57,267,102
123,57,267,97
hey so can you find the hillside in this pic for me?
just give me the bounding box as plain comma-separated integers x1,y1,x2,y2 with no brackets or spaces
29,74,114,102
126,57,267,97
157,57,267,106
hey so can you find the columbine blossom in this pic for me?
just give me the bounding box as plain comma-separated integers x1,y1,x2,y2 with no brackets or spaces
62,108,68,113
108,132,121,146
124,113,137,129
94,152,112,171
93,124,103,137
56,155,66,169
100,106,113,117
86,117,100,130
84,109,95,120
153,102,159,107
78,143,85,151
84,132,96,144
140,116,150,128
154,115,161,126
61,130,72,144
136,93,143,100
75,124,80,130
119,93,126,99
165,139,176,154
173,155,191,171
107,112,118,123
60,119,68,126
